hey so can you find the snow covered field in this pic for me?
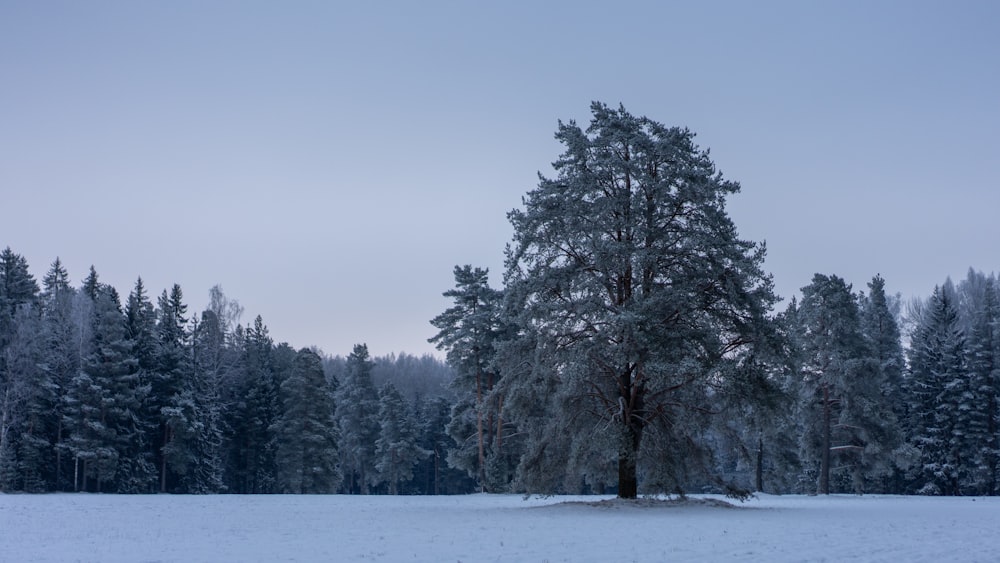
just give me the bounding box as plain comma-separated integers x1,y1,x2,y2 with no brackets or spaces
2,493,998,562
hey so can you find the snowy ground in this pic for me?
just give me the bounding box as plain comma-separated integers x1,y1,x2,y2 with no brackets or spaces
2,493,998,562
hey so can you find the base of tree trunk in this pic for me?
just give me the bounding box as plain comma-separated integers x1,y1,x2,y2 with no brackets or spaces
618,457,638,499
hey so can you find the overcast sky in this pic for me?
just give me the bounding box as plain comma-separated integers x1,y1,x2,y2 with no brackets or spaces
2,1,998,358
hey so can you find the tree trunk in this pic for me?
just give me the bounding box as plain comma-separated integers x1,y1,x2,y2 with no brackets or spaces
819,385,831,495
56,421,64,490
433,446,440,495
989,391,998,496
755,435,764,493
617,362,644,500
496,394,504,454
390,450,398,495
475,369,485,492
852,463,864,495
618,421,641,499
160,425,169,493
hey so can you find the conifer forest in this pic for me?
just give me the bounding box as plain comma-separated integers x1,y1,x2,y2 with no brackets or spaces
2,103,998,498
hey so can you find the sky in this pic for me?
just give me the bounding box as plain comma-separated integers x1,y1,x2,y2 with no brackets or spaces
2,1,998,358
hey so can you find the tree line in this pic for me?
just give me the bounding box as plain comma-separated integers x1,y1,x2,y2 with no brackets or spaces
3,102,997,498
0,253,473,494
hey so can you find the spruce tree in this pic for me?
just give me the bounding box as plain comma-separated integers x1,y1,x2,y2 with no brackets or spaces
850,275,905,492
907,282,975,495
273,348,340,493
0,249,42,491
39,259,80,491
184,310,227,493
860,275,906,420
81,266,100,301
956,270,999,494
63,285,143,492
335,344,380,494
152,284,200,492
374,382,428,494
225,315,278,493
121,278,159,492
0,306,45,491
0,247,39,331
125,279,158,387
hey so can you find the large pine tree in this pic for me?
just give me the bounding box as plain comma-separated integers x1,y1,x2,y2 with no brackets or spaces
501,103,777,498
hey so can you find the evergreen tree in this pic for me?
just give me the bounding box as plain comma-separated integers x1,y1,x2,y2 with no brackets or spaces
429,265,507,490
0,306,45,491
191,290,243,492
853,275,908,493
375,382,428,494
493,328,587,493
334,344,380,494
121,278,159,492
81,266,100,301
413,396,477,494
224,315,278,493
185,310,228,493
195,285,244,492
762,302,806,493
0,248,41,491
273,348,340,493
39,259,80,490
0,247,40,390
271,343,297,391
797,274,899,494
907,282,980,495
708,299,799,495
501,102,776,498
126,279,158,384
0,247,40,329
63,285,144,492
860,276,906,419
797,274,857,494
153,284,198,492
956,270,999,494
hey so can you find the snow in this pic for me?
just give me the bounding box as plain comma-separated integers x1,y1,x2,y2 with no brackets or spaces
2,493,998,562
